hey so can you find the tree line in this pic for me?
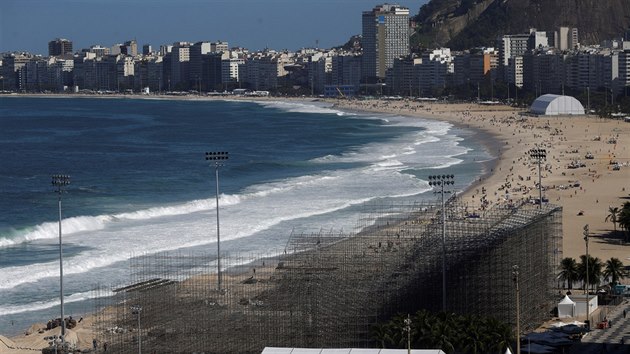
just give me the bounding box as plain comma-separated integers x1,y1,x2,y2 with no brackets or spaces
371,310,513,354
558,255,627,291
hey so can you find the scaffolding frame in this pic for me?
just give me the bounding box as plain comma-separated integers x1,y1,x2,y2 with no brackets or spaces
94,199,562,353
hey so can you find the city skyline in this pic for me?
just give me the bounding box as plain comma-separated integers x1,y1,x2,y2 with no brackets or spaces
0,0,426,55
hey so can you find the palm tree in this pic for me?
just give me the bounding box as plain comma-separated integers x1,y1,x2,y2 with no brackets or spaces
603,257,626,286
605,206,620,232
372,314,409,349
371,322,395,349
459,315,487,354
429,319,456,354
619,202,630,242
578,255,603,291
558,257,579,289
411,309,434,349
483,317,514,354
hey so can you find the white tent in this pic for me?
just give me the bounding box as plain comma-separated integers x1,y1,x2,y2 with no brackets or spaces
557,295,576,318
530,94,585,115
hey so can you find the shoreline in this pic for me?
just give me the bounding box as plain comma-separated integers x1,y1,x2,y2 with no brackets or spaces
322,96,503,210
3,93,629,352
5,93,630,257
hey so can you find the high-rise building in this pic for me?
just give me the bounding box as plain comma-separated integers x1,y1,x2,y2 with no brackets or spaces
146,55,164,92
170,42,191,90
190,42,211,89
361,4,410,83
48,38,73,57
123,40,138,56
388,54,420,95
498,33,531,67
89,45,110,58
331,53,362,88
506,56,524,89
555,27,579,51
142,44,152,56
211,41,229,53
221,57,245,87
415,49,452,96
522,49,564,94
200,52,224,91
2,53,33,90
111,44,123,56
618,49,630,92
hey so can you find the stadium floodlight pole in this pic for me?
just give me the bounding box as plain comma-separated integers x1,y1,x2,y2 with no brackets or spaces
52,175,70,345
512,265,521,354
206,151,229,291
528,148,547,209
403,313,411,354
583,224,590,330
428,174,455,312
130,305,142,354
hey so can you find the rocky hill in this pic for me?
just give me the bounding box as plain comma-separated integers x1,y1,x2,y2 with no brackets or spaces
412,0,630,50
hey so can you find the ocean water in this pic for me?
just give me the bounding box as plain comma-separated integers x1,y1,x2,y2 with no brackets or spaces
0,96,494,335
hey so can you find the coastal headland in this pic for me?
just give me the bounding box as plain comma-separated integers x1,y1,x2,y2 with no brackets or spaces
1,94,629,353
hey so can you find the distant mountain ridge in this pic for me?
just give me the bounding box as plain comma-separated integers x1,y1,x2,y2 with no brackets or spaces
412,0,630,50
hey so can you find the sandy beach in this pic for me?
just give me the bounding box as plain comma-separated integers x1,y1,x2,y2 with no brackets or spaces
2,94,629,353
328,98,630,262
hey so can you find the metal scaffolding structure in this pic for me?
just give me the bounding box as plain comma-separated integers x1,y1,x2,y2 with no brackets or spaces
93,199,562,353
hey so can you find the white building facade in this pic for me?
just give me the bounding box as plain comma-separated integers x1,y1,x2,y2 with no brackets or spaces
361,4,410,82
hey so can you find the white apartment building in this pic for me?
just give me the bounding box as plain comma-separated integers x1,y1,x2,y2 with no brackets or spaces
221,57,245,85
361,4,410,82
211,41,229,53
415,49,452,96
498,34,530,67
506,56,524,88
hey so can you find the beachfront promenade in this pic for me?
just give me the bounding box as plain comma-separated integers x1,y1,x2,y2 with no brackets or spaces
569,300,630,353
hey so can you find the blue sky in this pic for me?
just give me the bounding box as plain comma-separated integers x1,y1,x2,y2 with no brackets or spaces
0,0,428,55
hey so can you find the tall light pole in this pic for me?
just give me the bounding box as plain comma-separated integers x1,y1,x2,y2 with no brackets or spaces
512,265,521,354
52,174,70,344
206,151,228,291
583,224,590,330
477,82,480,102
403,314,412,354
130,305,142,354
428,174,455,312
528,148,546,208
587,86,590,114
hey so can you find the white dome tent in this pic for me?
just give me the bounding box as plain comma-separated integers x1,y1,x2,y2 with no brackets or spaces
530,94,585,116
